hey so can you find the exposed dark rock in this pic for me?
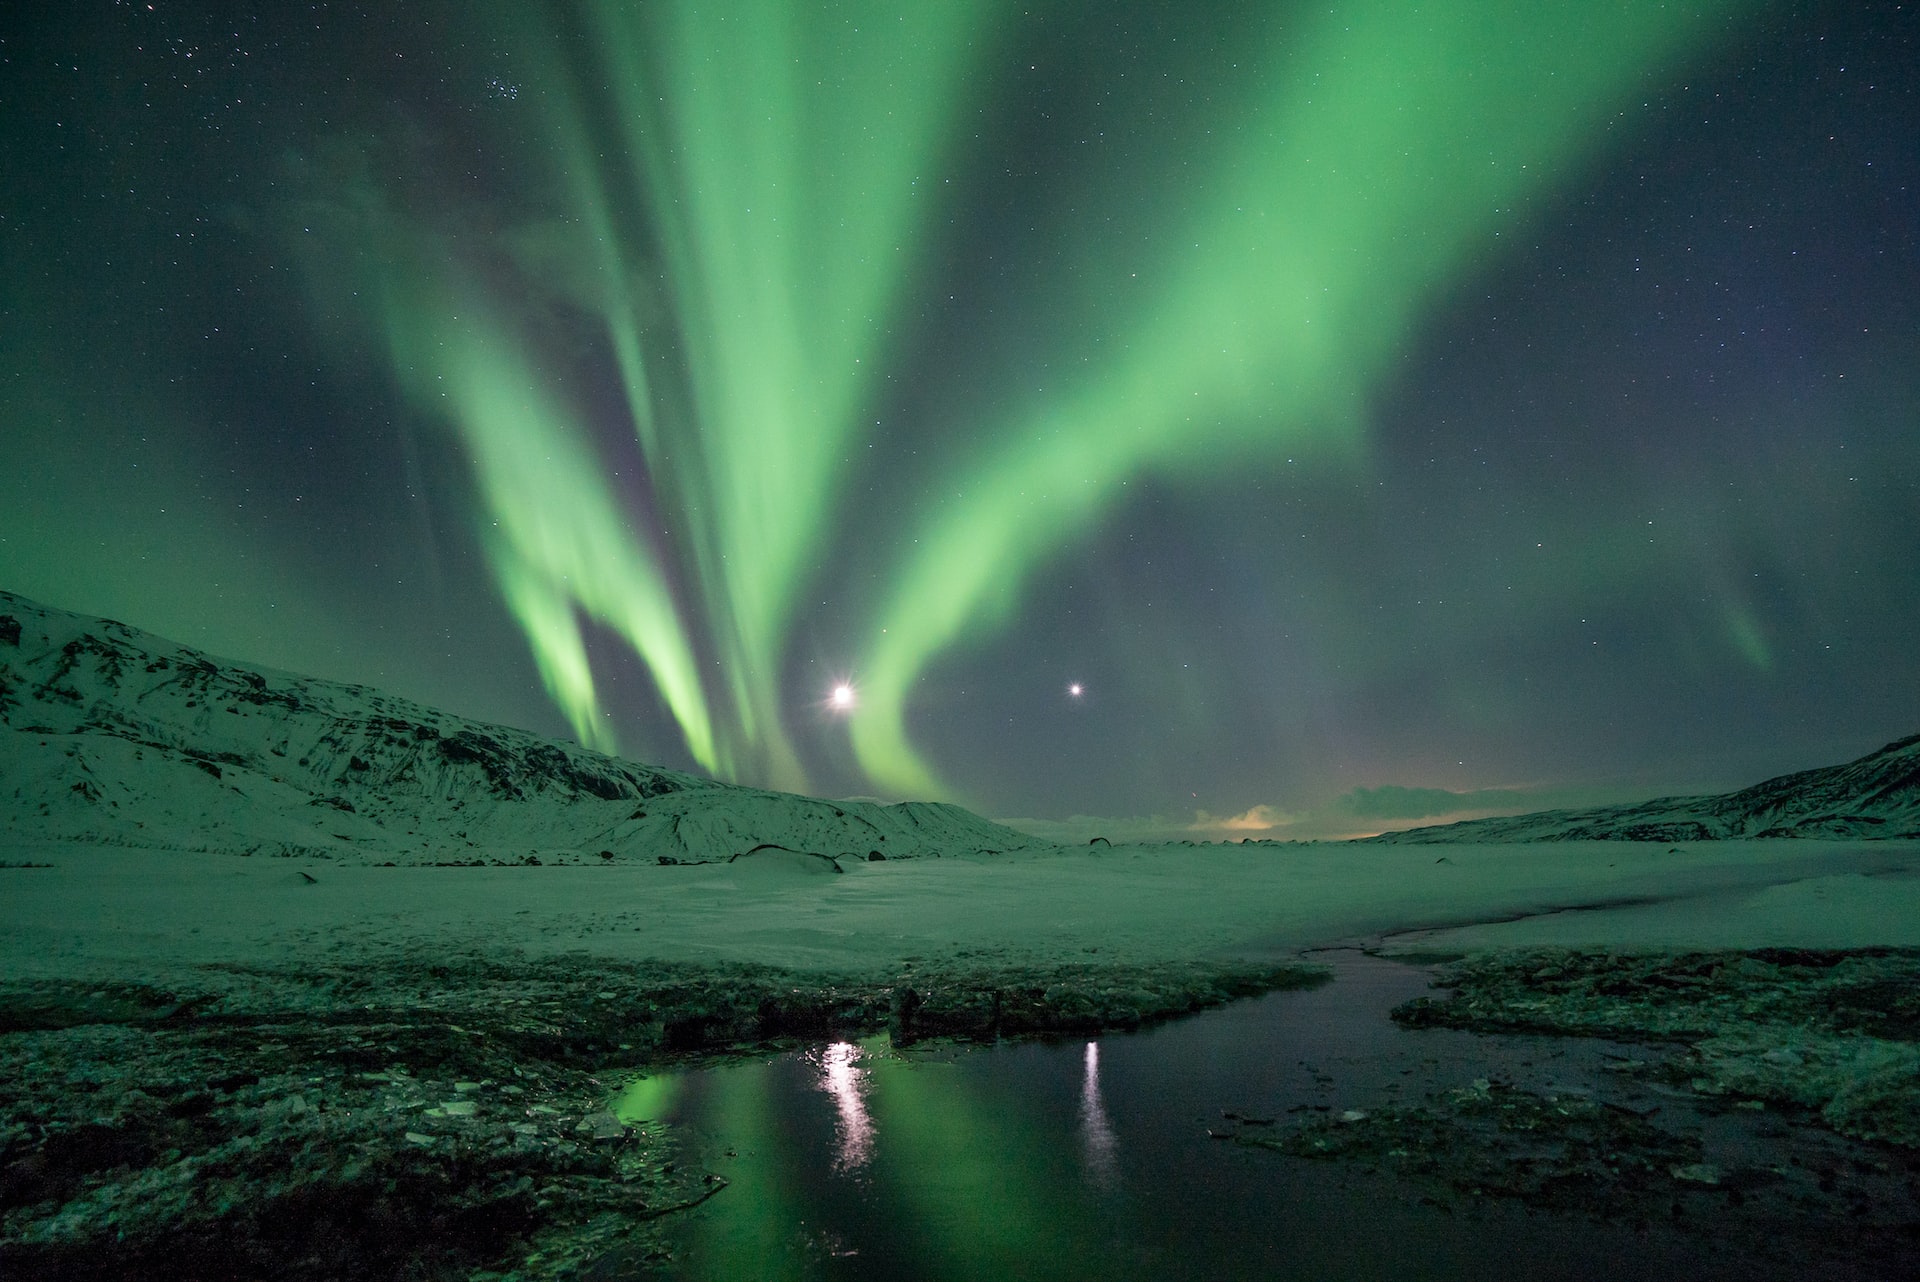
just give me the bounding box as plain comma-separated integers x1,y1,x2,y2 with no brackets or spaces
436,729,528,799
1392,947,1920,1146
729,843,843,873
1239,1076,1704,1213
0,952,1325,1279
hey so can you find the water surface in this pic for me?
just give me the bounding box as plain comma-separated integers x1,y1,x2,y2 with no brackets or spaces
588,951,1845,1280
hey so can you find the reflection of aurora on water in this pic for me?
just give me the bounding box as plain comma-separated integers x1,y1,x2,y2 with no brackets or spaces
1079,1042,1119,1188
814,1041,875,1174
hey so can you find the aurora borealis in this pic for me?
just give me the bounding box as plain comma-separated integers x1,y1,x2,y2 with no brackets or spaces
3,1,1916,836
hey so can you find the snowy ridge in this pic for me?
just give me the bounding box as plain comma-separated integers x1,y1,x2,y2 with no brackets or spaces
0,590,1044,863
1370,734,1920,843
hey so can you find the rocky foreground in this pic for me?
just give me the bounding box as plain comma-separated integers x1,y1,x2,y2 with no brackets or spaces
1219,947,1920,1279
0,954,1320,1279
8,945,1920,1278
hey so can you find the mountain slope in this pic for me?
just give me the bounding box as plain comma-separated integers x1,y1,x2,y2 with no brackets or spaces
0,590,1041,863
1370,734,1920,843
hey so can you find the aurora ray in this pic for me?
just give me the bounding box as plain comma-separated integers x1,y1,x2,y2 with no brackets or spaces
5,0,1915,837
377,279,717,768
84,0,1886,818
848,0,1757,799
412,0,1002,789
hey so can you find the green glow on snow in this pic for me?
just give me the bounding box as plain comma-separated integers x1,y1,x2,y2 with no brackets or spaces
850,0,1752,798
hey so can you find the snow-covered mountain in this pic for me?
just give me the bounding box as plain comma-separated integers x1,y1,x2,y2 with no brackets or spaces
0,590,1043,864
1370,734,1920,843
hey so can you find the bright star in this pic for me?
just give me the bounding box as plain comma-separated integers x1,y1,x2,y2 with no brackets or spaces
1068,683,1084,698
830,683,856,711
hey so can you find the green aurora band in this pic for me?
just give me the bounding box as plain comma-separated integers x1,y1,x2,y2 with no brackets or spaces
378,288,719,768
847,0,1755,798
393,0,999,788
344,0,1756,799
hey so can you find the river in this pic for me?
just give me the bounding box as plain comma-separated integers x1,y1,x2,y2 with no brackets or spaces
582,950,1882,1280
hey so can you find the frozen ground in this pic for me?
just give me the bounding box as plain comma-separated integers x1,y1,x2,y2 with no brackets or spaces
7,584,1917,994
3,836,1917,988
5,838,1919,1278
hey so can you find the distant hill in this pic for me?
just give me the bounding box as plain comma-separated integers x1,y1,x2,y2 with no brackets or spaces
0,590,1041,864
1369,734,1920,843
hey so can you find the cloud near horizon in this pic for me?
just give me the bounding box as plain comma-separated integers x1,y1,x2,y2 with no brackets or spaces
997,784,1598,846
998,804,1309,846
1190,804,1300,833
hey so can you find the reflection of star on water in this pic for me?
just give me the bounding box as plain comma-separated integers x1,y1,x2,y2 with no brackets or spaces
816,1041,874,1173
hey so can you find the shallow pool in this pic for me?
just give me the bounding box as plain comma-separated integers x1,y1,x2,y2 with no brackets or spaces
583,951,1873,1281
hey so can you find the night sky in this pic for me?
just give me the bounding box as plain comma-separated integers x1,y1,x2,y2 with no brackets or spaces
3,1,1915,839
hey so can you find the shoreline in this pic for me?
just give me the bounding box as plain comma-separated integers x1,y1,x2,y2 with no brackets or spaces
5,836,1919,1277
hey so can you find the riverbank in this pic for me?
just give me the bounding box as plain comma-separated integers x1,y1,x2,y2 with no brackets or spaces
3,836,1918,1277
0,951,1322,1279
638,949,1920,1282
